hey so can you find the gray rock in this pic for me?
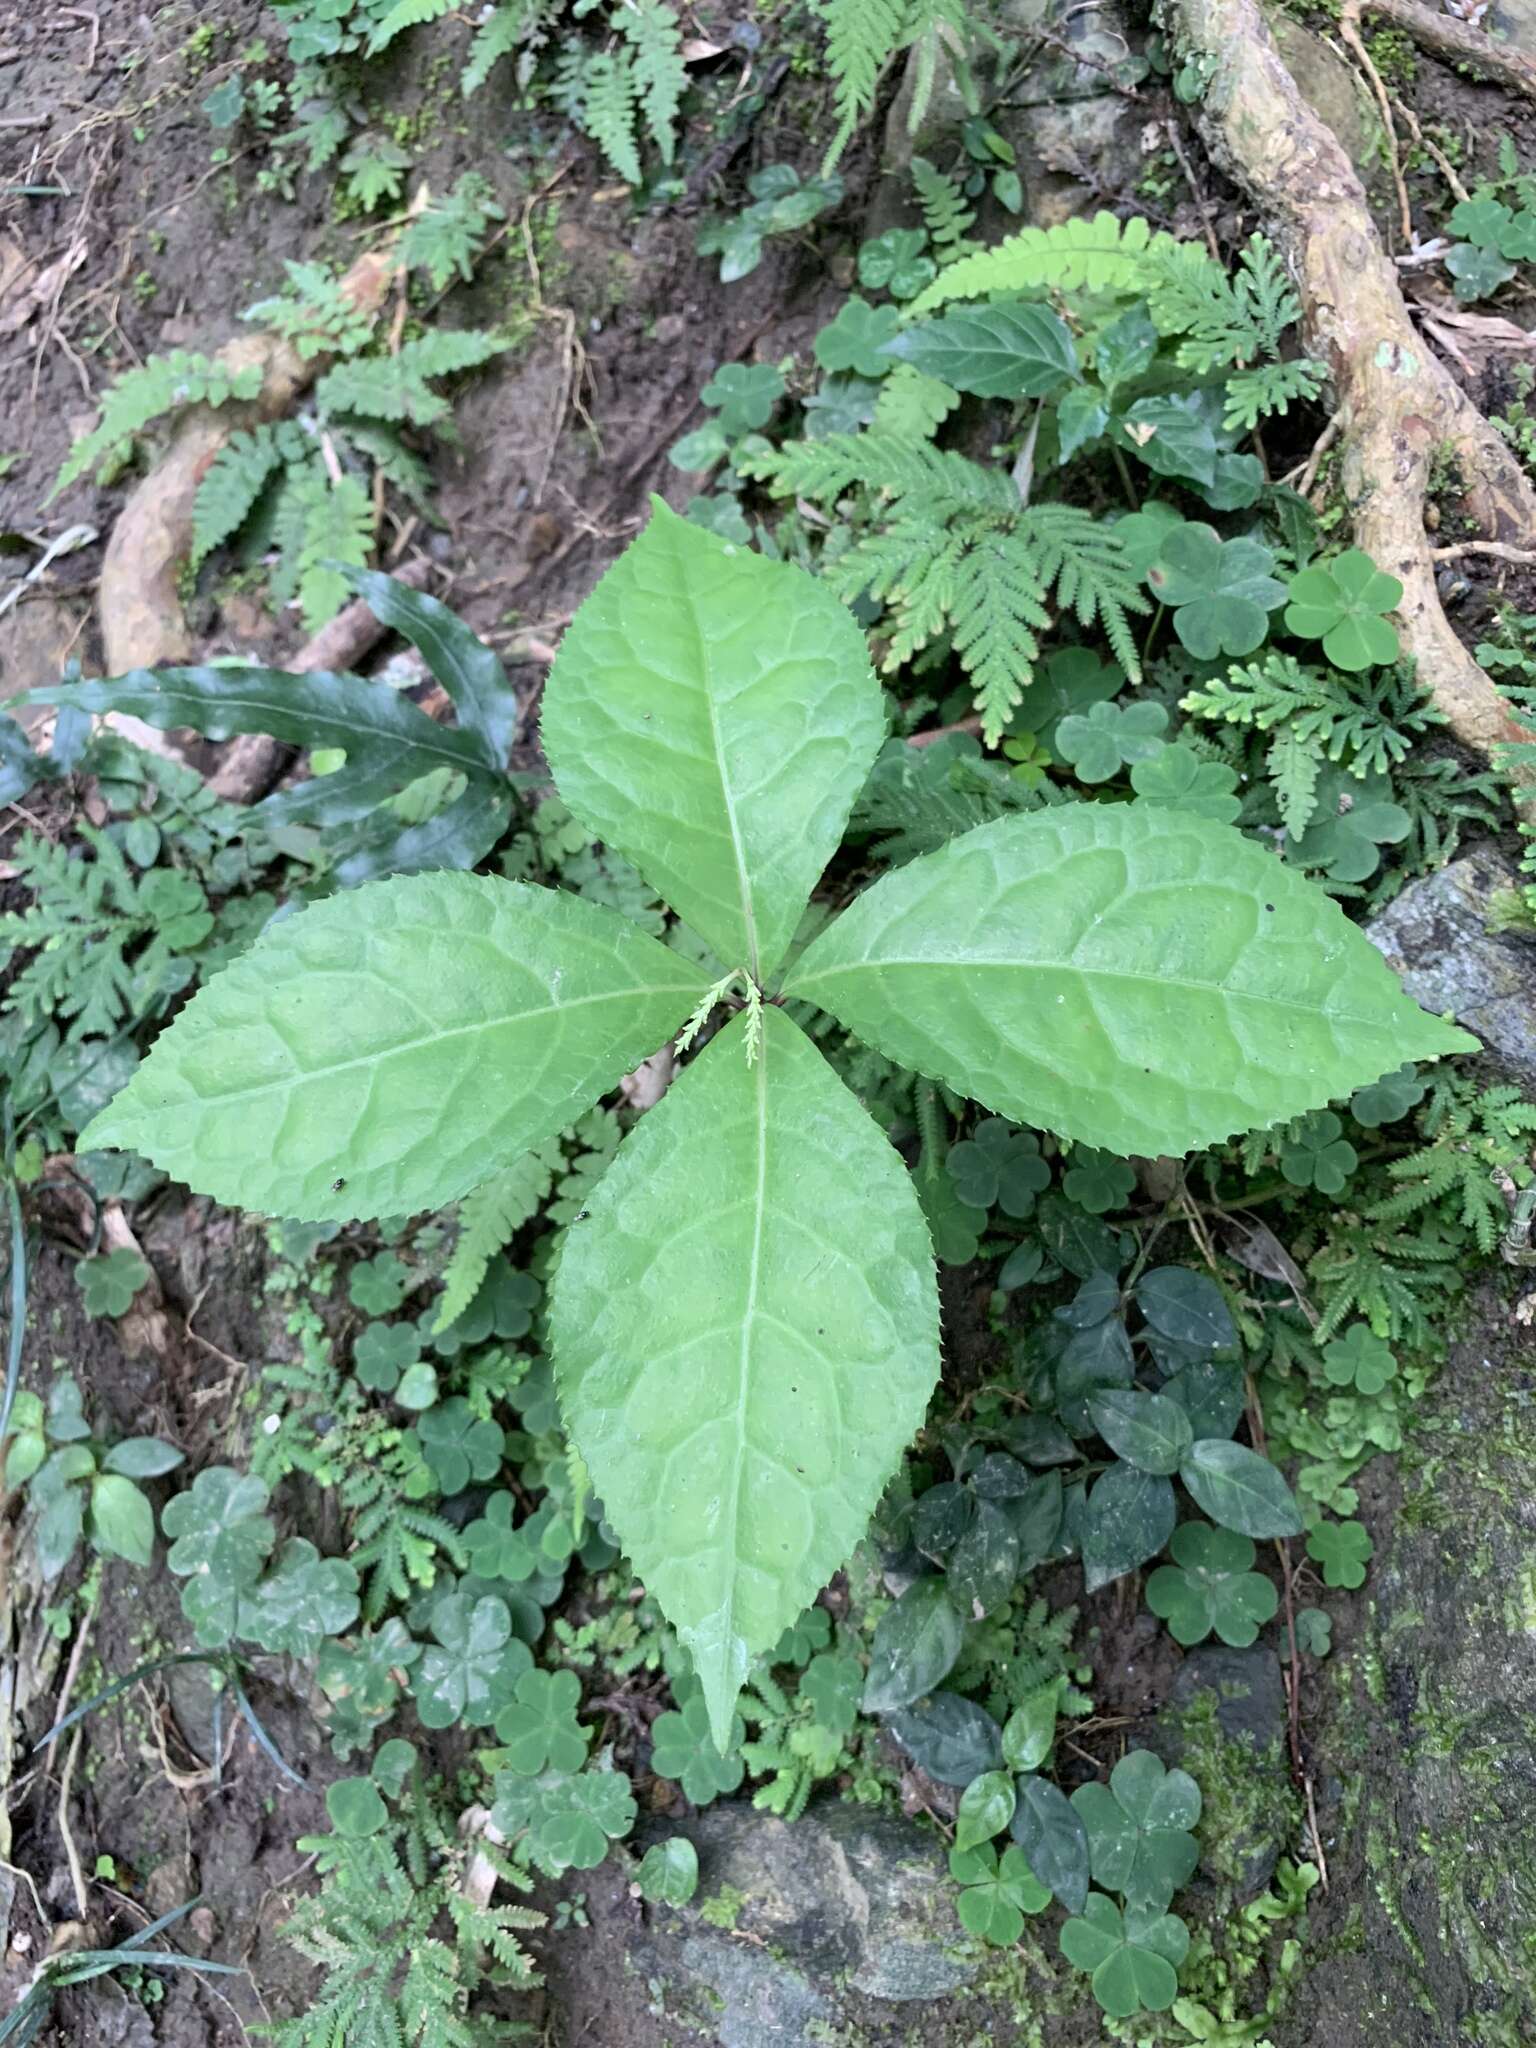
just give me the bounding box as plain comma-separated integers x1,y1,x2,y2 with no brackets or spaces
1157,1646,1297,1899
626,1801,975,2047
1366,843,1536,1088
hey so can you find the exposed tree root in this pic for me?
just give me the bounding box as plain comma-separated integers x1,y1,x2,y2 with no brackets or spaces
1164,0,1536,763
97,245,399,679
1363,0,1536,101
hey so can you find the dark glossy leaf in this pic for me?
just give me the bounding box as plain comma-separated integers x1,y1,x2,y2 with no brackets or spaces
26,666,501,829
1135,1268,1236,1354
885,302,1080,399
947,1498,1020,1616
888,1692,1005,1786
340,566,517,767
1011,1773,1091,1913
1082,1463,1176,1592
862,1577,963,1713
1162,1360,1245,1442
1006,1471,1065,1570
1089,1391,1193,1477
1180,1440,1302,1538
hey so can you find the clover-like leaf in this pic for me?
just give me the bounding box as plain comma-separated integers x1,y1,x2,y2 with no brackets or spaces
1290,1606,1333,1657
1071,1750,1201,1910
327,1776,388,1838
493,1667,589,1774
956,1769,1017,1854
634,1836,700,1904
700,362,785,434
492,1765,637,1875
1146,523,1287,660
1055,700,1168,784
1060,1893,1190,2018
1321,1324,1397,1394
349,1251,409,1315
76,1250,150,1318
555,1008,939,1749
1348,1063,1425,1128
416,1398,505,1496
353,1321,421,1393
413,1592,532,1729
1063,1149,1137,1216
814,296,902,378
1279,1110,1357,1194
883,302,1080,399
1180,1440,1302,1539
462,1491,538,1581
857,227,936,300
949,1842,1051,1944
317,1618,422,1722
1146,1522,1278,1646
544,501,884,984
799,1650,862,1734
1007,648,1122,761
240,1537,362,1657
162,1467,275,1641
1283,549,1402,671
649,1691,745,1805
1307,1517,1373,1588
920,1153,988,1266
770,1605,833,1666
1129,744,1241,823
1446,241,1517,303
1287,766,1410,884
946,1118,1052,1218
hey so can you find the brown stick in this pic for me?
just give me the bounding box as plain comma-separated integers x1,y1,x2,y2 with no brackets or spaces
1363,0,1536,99
206,558,432,804
95,246,400,680
1165,0,1536,764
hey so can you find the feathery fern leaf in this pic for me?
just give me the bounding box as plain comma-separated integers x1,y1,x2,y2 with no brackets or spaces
910,210,1176,312
818,0,910,172
621,0,686,163
366,0,459,56
910,154,977,260
460,0,545,93
191,426,288,571
582,48,642,183
436,1146,558,1333
294,472,375,632
53,352,263,496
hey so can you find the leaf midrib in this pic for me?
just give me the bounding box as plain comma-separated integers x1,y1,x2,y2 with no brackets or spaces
105,978,702,1121
686,580,759,978
715,1029,770,1686
788,955,1404,1029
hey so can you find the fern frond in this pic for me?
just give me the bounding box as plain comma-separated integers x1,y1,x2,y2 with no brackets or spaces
53,352,262,496
910,154,977,259
1223,357,1325,433
435,1148,556,1332
620,0,686,164
818,0,910,172
1020,504,1147,682
1266,727,1322,838
294,472,374,632
367,0,459,56
910,211,1174,312
191,425,288,570
946,529,1049,738
460,0,544,93
581,48,641,184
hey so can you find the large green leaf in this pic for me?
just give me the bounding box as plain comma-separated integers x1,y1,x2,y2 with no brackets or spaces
882,303,1080,399
79,871,708,1221
552,1005,939,1748
541,500,885,982
784,806,1475,1157
25,665,497,828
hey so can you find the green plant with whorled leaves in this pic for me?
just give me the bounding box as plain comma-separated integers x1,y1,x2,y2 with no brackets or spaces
66,502,1471,1745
